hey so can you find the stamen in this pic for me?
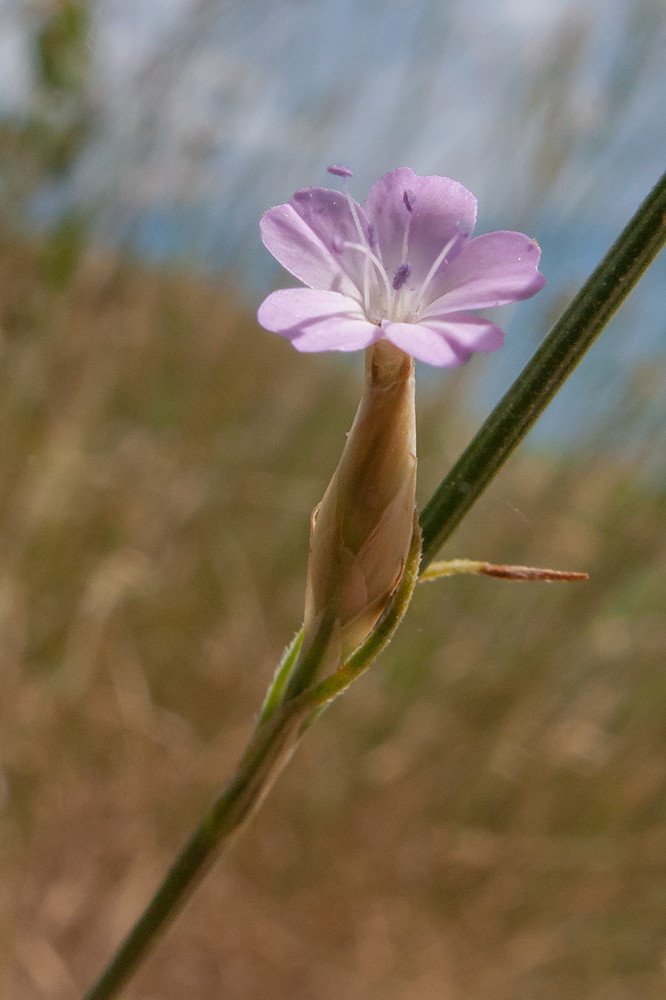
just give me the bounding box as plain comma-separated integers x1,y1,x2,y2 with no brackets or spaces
327,164,389,318
392,263,411,291
339,182,377,316
343,191,370,255
331,235,344,254
344,242,394,309
416,232,462,304
400,189,416,264
327,164,354,178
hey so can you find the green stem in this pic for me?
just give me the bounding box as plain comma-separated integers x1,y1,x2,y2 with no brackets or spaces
82,524,421,1000
419,167,666,569
258,628,303,722
281,612,336,701
82,700,305,1000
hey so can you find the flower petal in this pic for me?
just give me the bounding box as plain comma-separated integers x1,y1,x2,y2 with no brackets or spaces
365,168,477,292
421,313,505,352
382,321,472,368
423,231,545,314
260,187,374,299
258,288,381,353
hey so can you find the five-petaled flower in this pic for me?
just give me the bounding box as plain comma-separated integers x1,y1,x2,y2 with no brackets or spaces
258,166,545,367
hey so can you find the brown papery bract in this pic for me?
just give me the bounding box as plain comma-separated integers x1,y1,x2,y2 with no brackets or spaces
303,339,417,670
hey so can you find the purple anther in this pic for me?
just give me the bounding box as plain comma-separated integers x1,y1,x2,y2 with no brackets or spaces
403,189,416,212
327,165,354,179
367,221,378,249
331,235,344,254
392,262,412,291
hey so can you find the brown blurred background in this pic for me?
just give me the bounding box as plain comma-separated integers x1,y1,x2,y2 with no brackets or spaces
3,1,666,998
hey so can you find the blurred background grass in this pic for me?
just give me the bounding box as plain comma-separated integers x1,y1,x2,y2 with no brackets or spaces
2,1,666,998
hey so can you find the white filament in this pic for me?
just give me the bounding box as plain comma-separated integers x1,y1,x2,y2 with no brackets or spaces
413,233,460,307
344,242,394,316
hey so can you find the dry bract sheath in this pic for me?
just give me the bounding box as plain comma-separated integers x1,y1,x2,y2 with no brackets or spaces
303,339,417,667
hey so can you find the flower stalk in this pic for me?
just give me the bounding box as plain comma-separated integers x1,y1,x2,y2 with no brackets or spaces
83,166,666,1000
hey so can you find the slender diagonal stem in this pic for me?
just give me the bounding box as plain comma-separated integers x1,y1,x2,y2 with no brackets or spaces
82,699,307,1000
82,525,421,1000
419,168,666,569
83,168,666,1000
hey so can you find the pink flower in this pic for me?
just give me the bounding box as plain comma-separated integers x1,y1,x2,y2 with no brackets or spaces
257,167,545,368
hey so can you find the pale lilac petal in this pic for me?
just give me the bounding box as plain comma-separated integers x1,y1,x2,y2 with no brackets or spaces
258,288,381,353
421,313,505,353
382,321,472,368
259,168,546,367
423,231,545,313
260,187,374,299
365,168,477,291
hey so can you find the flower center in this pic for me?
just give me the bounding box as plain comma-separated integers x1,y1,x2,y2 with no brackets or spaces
327,168,462,327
